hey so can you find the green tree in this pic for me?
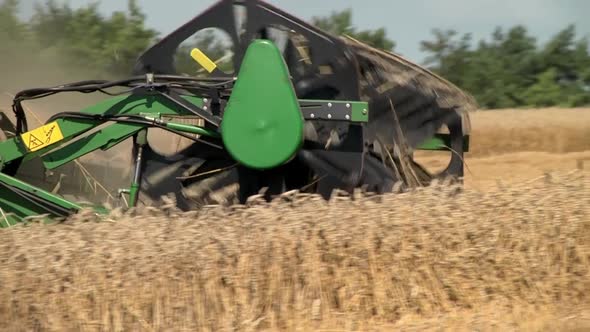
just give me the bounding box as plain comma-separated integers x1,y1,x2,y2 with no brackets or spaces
523,68,564,106
537,25,590,106
459,30,518,109
420,29,475,89
0,0,27,42
420,24,590,109
311,9,395,51
540,25,578,81
30,0,158,75
571,38,590,105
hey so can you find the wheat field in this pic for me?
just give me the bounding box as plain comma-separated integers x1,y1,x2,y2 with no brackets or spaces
416,107,590,190
0,108,589,331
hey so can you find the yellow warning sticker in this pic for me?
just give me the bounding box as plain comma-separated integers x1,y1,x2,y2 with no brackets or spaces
20,121,64,152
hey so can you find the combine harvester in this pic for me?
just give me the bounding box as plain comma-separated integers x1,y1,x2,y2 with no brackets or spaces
0,0,476,226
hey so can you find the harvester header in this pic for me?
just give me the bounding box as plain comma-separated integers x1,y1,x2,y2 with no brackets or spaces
0,0,475,226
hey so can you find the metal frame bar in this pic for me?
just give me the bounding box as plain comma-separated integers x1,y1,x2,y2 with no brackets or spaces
0,171,84,225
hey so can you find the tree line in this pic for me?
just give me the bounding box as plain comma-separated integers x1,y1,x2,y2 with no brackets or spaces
1,0,588,108
313,9,590,109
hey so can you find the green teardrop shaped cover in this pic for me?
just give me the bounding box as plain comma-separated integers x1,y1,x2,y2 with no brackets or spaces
221,40,304,170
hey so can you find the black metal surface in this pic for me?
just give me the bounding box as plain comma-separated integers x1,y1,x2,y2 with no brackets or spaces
133,0,361,101
156,89,222,127
435,110,466,179
299,101,353,121
297,124,377,198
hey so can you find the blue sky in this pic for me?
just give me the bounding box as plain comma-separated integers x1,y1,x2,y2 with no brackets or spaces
16,0,590,62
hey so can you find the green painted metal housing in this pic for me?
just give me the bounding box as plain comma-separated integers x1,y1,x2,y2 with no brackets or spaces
221,40,304,170
0,94,212,225
0,171,96,226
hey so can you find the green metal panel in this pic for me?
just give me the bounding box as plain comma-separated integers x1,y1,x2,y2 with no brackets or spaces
0,93,211,225
0,172,82,210
0,173,109,227
221,39,304,170
0,188,45,226
351,102,369,122
42,123,142,170
298,99,369,122
0,136,28,167
0,94,206,167
0,172,84,227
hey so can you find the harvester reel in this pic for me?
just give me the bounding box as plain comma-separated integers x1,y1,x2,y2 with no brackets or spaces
133,0,475,205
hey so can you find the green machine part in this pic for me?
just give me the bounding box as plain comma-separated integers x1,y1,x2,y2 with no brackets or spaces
0,172,84,226
0,95,209,225
221,39,304,169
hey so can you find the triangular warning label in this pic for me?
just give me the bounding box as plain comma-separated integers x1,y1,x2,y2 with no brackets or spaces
20,121,65,152
28,133,44,149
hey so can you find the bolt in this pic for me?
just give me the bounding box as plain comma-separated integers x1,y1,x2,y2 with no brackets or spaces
310,113,315,118
328,102,333,108
346,103,350,108
345,114,350,120
362,109,368,115
327,114,332,119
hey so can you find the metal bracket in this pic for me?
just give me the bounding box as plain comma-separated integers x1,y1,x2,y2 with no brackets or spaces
299,100,369,122
159,90,222,127
146,73,154,85
117,188,130,208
